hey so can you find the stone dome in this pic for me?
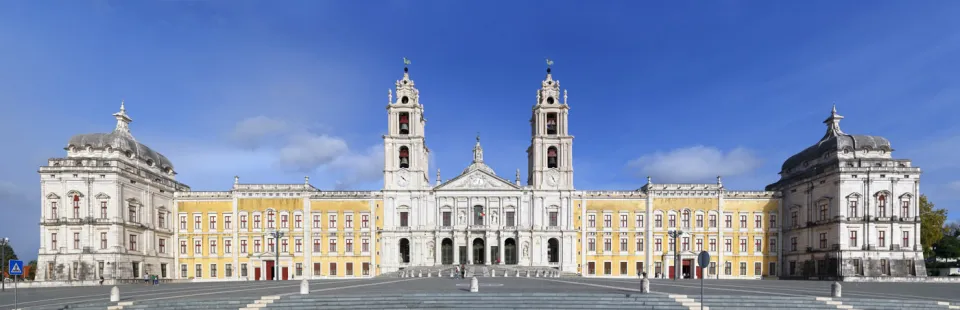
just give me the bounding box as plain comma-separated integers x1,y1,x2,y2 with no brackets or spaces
779,106,891,173
65,101,175,172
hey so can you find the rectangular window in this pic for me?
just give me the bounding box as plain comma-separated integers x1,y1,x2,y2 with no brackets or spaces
740,262,747,276
73,232,80,249
819,233,827,249
329,263,337,276
725,215,732,228
180,240,187,254
620,238,627,251
254,239,261,253
506,211,515,226
240,214,248,229
588,214,596,228
267,239,274,253
682,211,690,228
100,232,108,249
362,214,370,228
210,239,217,255
194,215,201,230
902,231,910,248
696,214,703,227
819,203,828,221
791,237,797,251
791,211,798,227
281,238,288,253
314,239,322,253
51,201,58,219
754,262,762,276
128,234,137,251
345,214,353,228
52,233,58,249
180,215,187,230
362,262,370,276
345,239,353,253
848,201,858,218
181,264,187,278
442,212,451,227
224,239,232,254
755,215,762,228
549,212,559,227
739,215,747,228
636,214,643,228
709,238,717,252
313,215,321,228
769,238,777,253
604,214,612,227
100,201,108,219
682,237,690,251
770,215,777,228
739,239,747,252
267,211,275,229
209,215,217,230
210,264,217,278
399,212,408,227
159,238,166,254
362,238,369,252
313,263,321,276
754,238,761,252
295,238,302,253
254,214,261,229
620,262,628,275
878,195,887,218
620,214,627,228
604,238,612,252
281,214,288,228
636,237,643,252
294,263,302,276
724,239,732,252
655,214,662,228
879,230,886,247
725,262,732,275
668,214,676,227
880,259,889,275
329,239,337,253
73,200,80,218
241,239,248,254
224,215,232,230
901,200,910,218
696,238,703,251
849,231,858,247
226,264,233,277
769,262,777,276
655,238,662,252
588,262,596,275
604,262,612,275
329,214,337,228
709,214,717,228
295,214,302,228
241,263,248,277
709,262,716,275
668,238,675,252
588,238,596,252
346,262,354,276
195,264,202,278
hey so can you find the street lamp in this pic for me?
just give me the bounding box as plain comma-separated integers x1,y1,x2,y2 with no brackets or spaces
268,231,284,281
1,237,8,291
667,230,684,281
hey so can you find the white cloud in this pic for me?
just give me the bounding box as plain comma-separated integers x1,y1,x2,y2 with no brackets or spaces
330,144,385,189
276,133,350,173
627,146,762,183
948,181,960,191
230,116,290,148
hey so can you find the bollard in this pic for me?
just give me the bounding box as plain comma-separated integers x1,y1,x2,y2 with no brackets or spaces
110,286,120,302
470,277,479,293
516,270,520,277
418,271,422,278
300,279,309,295
831,282,842,298
450,269,455,278
641,278,650,293
526,270,530,277
491,270,496,277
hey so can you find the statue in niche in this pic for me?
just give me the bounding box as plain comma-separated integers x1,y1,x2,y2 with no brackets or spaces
492,212,499,224
458,211,465,224
428,241,435,258
522,242,530,258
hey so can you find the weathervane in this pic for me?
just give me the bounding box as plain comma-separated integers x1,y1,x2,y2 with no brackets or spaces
403,57,411,72
546,58,554,73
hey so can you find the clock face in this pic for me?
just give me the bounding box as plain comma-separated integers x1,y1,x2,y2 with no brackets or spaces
397,171,409,187
546,172,559,186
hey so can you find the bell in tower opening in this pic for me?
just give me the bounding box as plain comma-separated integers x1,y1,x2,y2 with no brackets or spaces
546,113,558,135
399,146,410,168
399,112,410,135
547,146,558,168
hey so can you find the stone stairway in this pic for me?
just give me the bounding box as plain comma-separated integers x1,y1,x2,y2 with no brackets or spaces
692,295,960,310
837,297,960,310
262,293,689,309
31,297,260,310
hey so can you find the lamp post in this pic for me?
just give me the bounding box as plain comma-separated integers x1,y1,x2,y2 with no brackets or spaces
269,231,284,281
1,237,8,291
667,230,684,280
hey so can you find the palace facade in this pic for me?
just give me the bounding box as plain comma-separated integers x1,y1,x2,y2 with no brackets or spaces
35,64,925,282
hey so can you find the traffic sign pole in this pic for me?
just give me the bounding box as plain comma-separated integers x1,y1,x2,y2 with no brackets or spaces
9,259,24,309
697,251,710,310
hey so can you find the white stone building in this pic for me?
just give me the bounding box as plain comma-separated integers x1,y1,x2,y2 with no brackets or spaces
36,102,189,281
766,106,926,278
378,65,578,273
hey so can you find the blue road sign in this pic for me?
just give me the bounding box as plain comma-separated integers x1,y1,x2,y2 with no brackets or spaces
8,260,24,276
697,251,710,269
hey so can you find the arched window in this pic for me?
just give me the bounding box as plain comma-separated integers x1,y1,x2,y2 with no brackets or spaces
398,112,410,135
547,146,558,168
474,205,485,226
267,210,276,229
682,210,691,228
877,193,887,218
72,195,81,218
546,113,558,135
399,147,410,169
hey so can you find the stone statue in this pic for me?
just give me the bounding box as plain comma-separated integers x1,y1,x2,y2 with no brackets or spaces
522,243,529,258
492,212,499,224
458,211,465,224
428,242,435,257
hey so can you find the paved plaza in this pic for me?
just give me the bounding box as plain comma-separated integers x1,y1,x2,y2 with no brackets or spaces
2,277,959,309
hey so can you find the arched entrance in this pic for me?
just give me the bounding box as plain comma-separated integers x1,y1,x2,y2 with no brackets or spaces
547,238,560,263
504,238,517,265
441,238,454,265
472,238,485,265
399,238,410,264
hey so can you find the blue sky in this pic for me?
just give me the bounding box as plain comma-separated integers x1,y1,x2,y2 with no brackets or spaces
2,1,959,260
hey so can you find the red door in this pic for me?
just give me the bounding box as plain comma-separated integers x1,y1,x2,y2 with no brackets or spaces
265,261,275,280
696,266,703,279
668,266,675,279
282,267,288,280
254,267,261,281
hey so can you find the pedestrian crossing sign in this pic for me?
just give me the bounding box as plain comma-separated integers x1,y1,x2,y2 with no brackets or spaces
8,260,23,276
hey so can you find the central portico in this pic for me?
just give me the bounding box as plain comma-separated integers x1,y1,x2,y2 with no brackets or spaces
380,61,577,273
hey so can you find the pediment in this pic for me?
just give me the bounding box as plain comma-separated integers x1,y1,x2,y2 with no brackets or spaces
95,193,111,200
46,193,60,199
434,170,520,191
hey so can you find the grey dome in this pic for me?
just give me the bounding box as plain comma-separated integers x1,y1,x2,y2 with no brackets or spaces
779,107,891,172
67,131,174,171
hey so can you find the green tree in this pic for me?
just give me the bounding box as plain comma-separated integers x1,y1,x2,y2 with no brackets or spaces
920,195,948,257
27,260,37,280
1,241,17,279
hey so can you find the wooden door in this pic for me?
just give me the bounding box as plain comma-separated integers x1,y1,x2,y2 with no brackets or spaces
696,266,703,279
265,261,275,280
282,267,289,280
254,267,261,281
668,266,675,279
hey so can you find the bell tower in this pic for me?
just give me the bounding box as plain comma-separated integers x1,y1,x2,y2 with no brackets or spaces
527,59,574,190
384,58,429,190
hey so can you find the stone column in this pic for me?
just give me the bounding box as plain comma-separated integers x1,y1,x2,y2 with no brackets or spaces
499,235,505,265
453,237,460,264
484,235,491,265
467,235,474,264
435,237,442,265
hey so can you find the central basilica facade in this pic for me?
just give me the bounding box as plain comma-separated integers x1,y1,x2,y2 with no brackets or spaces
35,64,926,282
